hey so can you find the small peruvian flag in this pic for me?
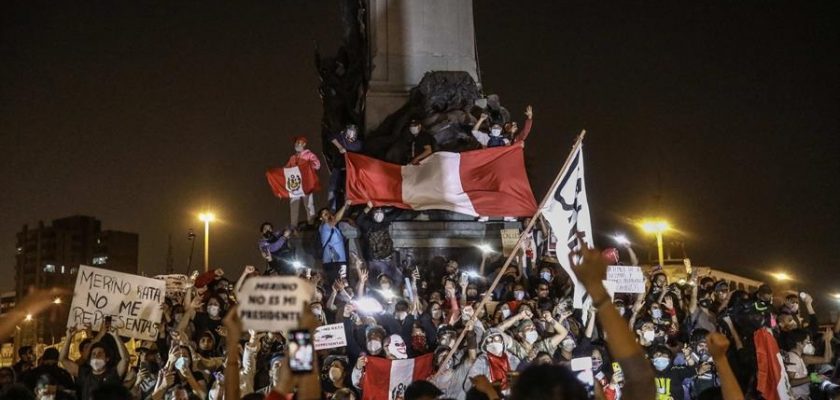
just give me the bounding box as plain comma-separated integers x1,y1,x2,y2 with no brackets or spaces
361,354,434,400
266,161,320,198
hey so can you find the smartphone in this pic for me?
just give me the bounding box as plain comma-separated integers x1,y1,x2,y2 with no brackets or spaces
339,264,347,279
288,329,314,374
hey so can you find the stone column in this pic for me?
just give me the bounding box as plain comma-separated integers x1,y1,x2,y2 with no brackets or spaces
365,0,479,131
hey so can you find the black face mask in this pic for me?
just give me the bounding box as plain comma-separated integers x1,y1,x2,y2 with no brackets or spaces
699,299,713,309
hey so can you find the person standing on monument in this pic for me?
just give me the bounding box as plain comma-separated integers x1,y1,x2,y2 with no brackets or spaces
285,136,321,226
328,124,364,211
403,120,435,165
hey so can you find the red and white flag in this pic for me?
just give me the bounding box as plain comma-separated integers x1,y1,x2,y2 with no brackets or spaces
755,328,792,400
265,162,320,198
361,354,434,400
346,146,537,217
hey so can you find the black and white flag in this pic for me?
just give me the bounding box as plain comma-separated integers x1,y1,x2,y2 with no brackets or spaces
541,143,593,309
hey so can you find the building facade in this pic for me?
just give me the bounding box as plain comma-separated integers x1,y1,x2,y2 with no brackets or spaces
13,215,138,345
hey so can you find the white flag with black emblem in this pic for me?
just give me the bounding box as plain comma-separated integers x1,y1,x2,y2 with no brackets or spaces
541,143,593,309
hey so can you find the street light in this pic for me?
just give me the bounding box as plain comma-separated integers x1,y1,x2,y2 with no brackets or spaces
640,219,670,267
477,244,494,254
53,297,61,305
771,272,792,282
198,212,215,272
613,234,630,246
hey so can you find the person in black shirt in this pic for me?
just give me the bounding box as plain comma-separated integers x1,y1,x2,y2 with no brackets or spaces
389,120,434,165
650,345,697,400
22,348,74,396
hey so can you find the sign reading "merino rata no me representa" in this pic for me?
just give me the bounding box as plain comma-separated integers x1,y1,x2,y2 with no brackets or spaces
67,265,165,341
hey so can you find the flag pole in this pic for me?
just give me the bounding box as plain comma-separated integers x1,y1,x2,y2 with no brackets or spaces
433,130,587,376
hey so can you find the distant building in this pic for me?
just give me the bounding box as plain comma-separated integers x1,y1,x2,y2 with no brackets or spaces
0,291,15,317
13,215,138,345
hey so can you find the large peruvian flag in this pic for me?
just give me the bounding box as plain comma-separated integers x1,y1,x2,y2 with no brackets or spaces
361,354,434,400
755,328,793,400
265,162,320,198
346,146,537,217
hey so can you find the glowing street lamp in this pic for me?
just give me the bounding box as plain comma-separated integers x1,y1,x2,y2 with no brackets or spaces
771,272,792,282
477,244,495,254
640,219,670,267
831,293,840,300
53,297,62,305
198,212,215,272
24,313,33,322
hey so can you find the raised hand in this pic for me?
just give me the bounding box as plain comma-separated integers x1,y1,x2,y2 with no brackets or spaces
525,105,533,119
707,332,730,359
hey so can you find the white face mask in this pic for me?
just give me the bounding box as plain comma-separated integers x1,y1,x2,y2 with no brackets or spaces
616,306,626,315
207,305,220,317
514,291,525,301
651,309,663,319
373,212,384,223
409,126,420,135
490,127,502,136
525,330,539,344
803,343,815,355
561,339,575,352
486,342,504,356
540,272,552,282
501,309,511,319
395,311,407,321
387,337,408,359
346,130,357,140
367,340,382,354
328,367,343,382
295,144,305,152
90,358,106,371
642,330,656,342
431,310,442,319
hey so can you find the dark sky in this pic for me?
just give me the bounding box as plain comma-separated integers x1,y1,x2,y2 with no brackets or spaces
2,2,838,305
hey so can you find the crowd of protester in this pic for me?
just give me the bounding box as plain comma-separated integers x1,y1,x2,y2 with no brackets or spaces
2,106,840,400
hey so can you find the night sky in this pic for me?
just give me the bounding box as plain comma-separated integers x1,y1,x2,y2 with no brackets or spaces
2,2,838,306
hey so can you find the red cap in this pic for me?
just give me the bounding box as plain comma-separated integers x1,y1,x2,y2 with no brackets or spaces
602,248,620,264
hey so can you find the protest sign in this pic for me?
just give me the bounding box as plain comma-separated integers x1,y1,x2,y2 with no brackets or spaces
500,228,520,256
314,323,348,350
606,266,646,294
238,276,313,332
67,265,165,341
153,274,189,303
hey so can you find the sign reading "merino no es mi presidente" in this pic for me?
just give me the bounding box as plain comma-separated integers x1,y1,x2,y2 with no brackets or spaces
238,276,313,333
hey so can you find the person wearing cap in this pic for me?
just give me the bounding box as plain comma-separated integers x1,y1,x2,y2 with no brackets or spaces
285,136,322,226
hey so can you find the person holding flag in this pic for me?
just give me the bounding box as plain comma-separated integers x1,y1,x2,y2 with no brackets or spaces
284,136,321,226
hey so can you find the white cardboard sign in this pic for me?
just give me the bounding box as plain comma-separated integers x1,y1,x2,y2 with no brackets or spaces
606,266,646,294
67,265,165,341
314,323,348,350
238,276,313,332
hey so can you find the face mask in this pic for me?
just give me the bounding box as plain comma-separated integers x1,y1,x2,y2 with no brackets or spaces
490,128,502,136
514,291,525,301
592,360,603,371
346,130,357,140
431,310,442,319
207,305,220,317
803,343,815,355
651,309,663,319
395,312,407,321
561,339,575,352
381,283,391,291
90,358,106,371
329,367,343,382
616,306,626,315
387,338,408,359
501,309,511,319
540,272,552,282
409,126,420,135
40,395,55,400
642,330,656,342
486,342,504,356
524,331,539,344
295,144,305,152
367,340,382,354
373,212,384,223
699,299,712,309
788,304,799,313
312,308,322,317
653,357,670,371
411,335,427,350
175,356,189,371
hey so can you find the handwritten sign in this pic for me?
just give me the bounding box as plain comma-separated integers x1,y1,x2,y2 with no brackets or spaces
314,323,348,350
153,274,189,303
67,265,165,341
238,276,313,332
500,229,520,256
606,266,646,294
